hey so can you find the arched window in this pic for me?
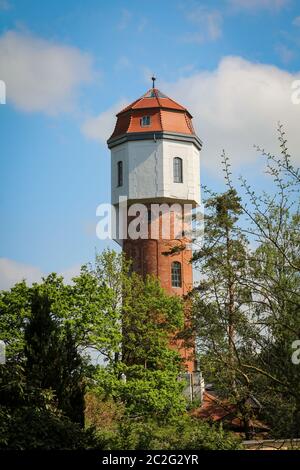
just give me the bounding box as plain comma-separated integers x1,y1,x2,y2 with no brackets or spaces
171,261,182,287
173,157,183,183
117,161,123,187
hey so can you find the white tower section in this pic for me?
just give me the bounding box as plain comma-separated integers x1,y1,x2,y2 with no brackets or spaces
107,87,202,245
111,138,200,207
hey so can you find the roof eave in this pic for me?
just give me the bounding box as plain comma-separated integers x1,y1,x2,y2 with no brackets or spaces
107,130,203,150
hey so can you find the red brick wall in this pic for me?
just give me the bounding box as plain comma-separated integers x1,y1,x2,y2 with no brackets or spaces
123,205,195,373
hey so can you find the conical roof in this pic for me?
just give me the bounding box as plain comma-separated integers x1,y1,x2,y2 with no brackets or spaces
117,88,189,115
109,88,197,141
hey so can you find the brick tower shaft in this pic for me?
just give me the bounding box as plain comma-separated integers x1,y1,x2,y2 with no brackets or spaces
123,205,195,372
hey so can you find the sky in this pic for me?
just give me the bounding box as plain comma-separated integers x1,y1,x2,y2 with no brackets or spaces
0,0,300,289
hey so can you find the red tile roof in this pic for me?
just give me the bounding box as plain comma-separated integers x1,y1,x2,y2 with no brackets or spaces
109,88,196,140
193,392,236,422
117,88,188,114
192,392,270,432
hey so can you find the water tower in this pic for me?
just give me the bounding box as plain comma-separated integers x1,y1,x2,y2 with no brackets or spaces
107,79,202,377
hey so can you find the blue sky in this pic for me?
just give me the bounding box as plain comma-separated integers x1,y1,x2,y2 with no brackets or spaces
0,0,300,288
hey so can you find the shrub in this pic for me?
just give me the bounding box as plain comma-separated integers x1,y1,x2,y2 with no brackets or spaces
0,405,102,450
102,415,241,450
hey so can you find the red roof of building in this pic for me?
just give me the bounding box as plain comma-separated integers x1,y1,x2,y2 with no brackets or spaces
192,392,270,432
193,392,236,422
109,88,196,141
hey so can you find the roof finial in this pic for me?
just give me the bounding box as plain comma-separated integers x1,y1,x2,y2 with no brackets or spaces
151,75,156,89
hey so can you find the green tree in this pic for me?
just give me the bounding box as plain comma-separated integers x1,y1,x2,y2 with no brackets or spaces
192,188,258,438
0,281,32,359
92,266,186,420
24,290,85,426
0,290,100,449
221,125,300,438
0,248,240,447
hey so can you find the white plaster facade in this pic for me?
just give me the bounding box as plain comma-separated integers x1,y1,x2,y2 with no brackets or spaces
111,138,201,207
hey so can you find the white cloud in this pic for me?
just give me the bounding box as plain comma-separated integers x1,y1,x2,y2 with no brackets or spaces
227,0,289,11
60,264,81,284
183,6,223,43
178,63,196,76
0,30,94,114
81,100,127,144
0,258,83,290
0,258,43,290
0,0,11,11
293,16,300,27
162,56,300,173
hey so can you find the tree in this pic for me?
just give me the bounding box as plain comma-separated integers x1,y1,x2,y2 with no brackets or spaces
0,288,100,449
219,125,300,437
107,415,241,450
192,188,257,438
24,290,85,426
92,266,186,420
0,248,242,447
122,272,183,369
0,280,32,360
244,207,300,437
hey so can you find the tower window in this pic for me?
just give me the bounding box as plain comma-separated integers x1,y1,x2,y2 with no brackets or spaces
173,157,183,183
117,161,123,187
140,116,151,127
171,261,182,288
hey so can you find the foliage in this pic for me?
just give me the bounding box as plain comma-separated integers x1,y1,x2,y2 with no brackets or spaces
24,291,86,425
192,125,300,438
0,264,122,365
85,390,125,431
85,391,240,450
122,272,184,368
94,364,185,419
0,405,101,450
83,252,186,420
104,415,241,450
230,126,300,438
192,188,256,437
0,281,32,358
93,258,185,418
0,249,190,448
0,358,100,450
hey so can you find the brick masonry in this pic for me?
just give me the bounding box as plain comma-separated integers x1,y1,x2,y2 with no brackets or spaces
123,205,195,373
